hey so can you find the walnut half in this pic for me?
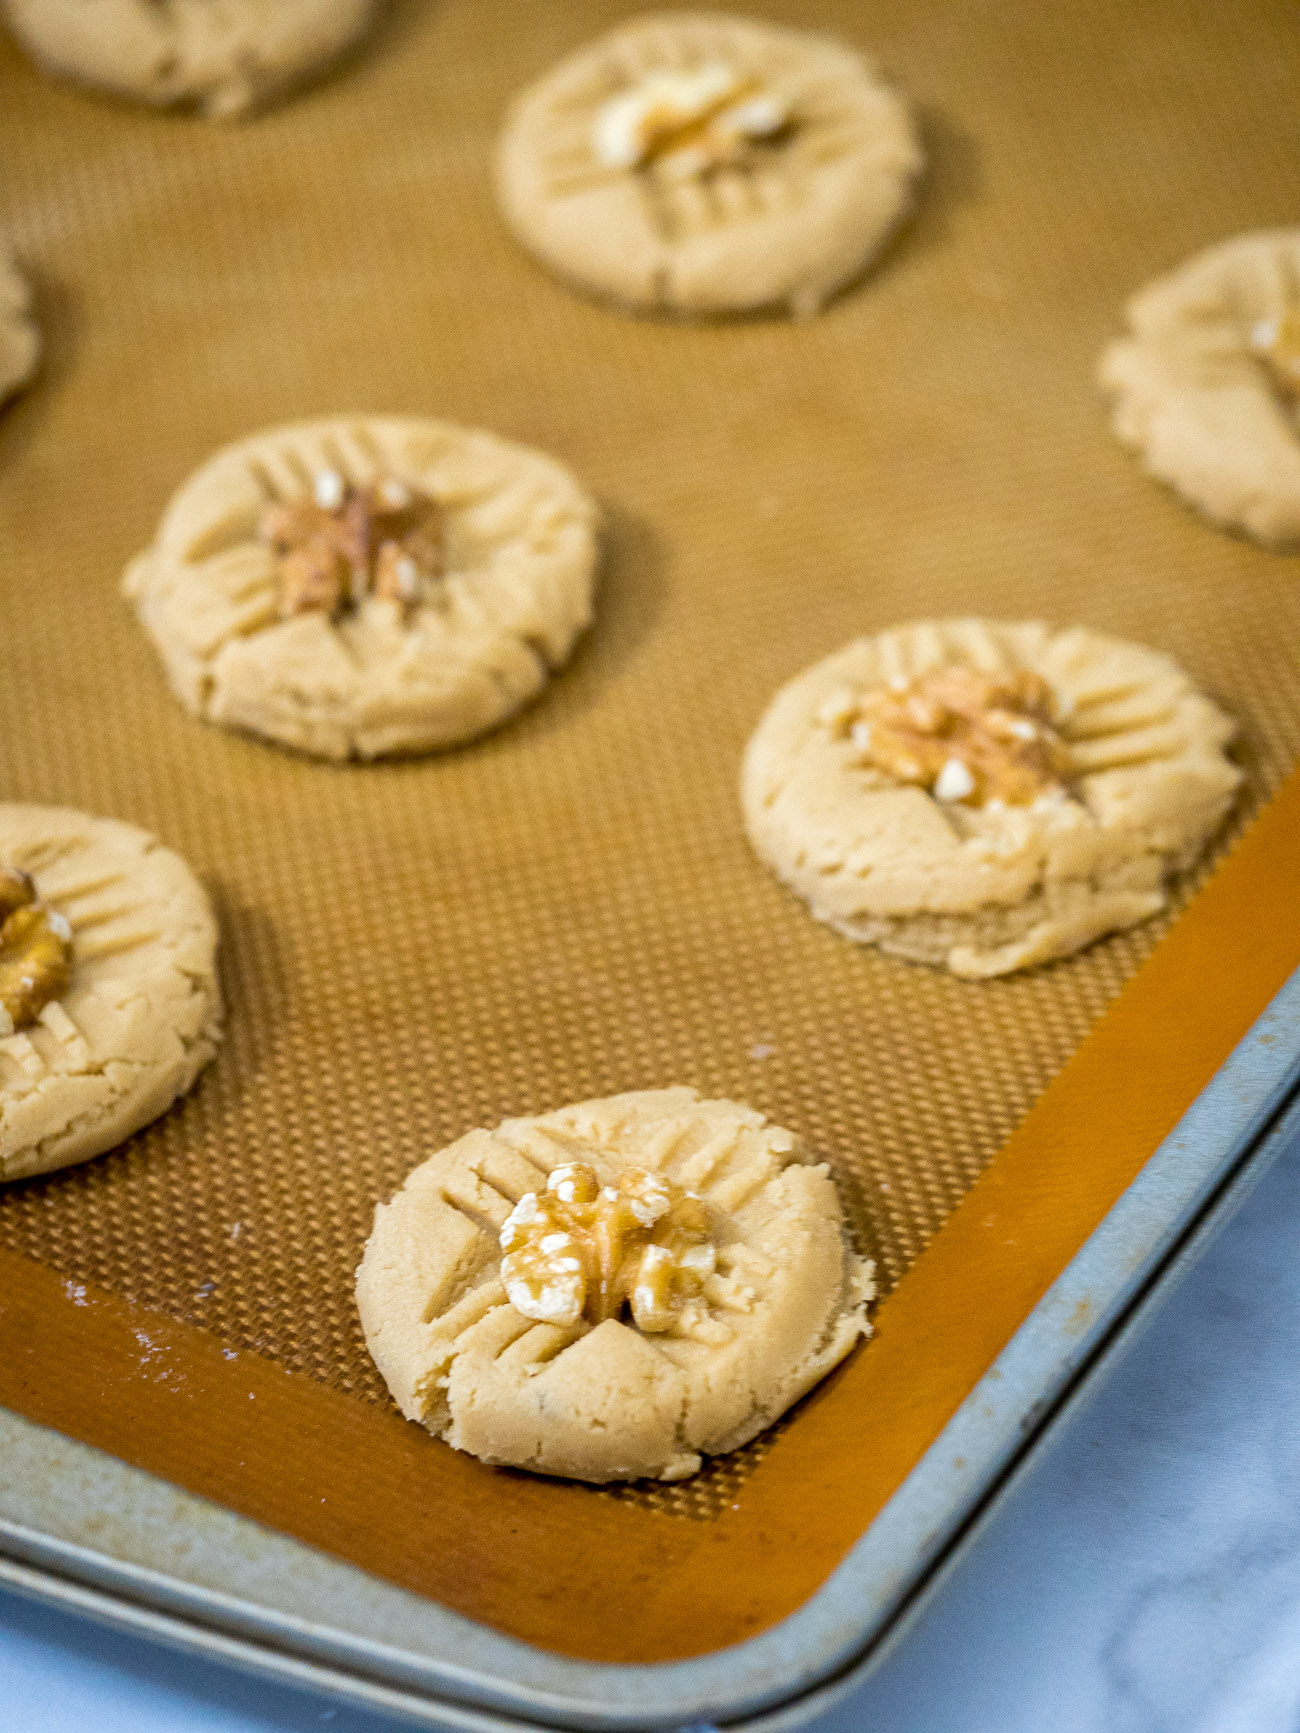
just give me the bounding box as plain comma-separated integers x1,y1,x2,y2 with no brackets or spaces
825,666,1073,808
259,469,444,622
592,63,790,183
0,866,73,1036
498,1161,752,1344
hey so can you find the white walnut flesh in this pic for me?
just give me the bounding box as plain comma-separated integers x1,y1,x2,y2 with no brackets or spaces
498,1161,750,1343
592,63,790,180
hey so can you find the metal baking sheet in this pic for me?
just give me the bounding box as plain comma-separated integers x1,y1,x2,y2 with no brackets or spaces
3,969,1298,1730
1,0,1299,1722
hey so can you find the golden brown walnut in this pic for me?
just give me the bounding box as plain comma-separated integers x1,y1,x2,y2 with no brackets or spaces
592,64,791,183
0,867,73,1035
259,471,444,621
498,1161,752,1343
1249,307,1300,403
0,866,35,924
845,666,1073,807
277,535,345,618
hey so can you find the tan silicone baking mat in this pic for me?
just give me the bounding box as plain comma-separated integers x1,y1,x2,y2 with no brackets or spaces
1,0,1298,1539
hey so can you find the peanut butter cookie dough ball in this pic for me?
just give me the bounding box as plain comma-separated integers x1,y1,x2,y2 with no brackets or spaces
741,620,1242,980
357,1088,873,1484
0,248,39,407
125,415,600,761
1100,229,1300,545
0,805,222,1183
495,11,923,317
1,0,377,120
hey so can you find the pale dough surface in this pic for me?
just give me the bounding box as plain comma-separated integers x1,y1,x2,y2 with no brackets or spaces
124,415,601,762
1099,229,1300,545
741,620,1242,980
0,805,222,1183
0,248,39,406
1,0,375,119
495,11,923,317
357,1087,874,1483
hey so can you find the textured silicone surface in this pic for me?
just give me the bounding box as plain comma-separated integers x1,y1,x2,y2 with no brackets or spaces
0,0,1297,1553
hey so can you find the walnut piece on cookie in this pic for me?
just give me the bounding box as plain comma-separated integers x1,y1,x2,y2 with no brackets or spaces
0,247,39,408
1099,229,1300,545
495,11,923,317
0,0,377,120
847,666,1073,809
0,805,222,1183
261,469,444,620
741,619,1242,980
356,1088,873,1483
123,416,600,762
590,61,791,183
499,1161,748,1344
0,867,73,1037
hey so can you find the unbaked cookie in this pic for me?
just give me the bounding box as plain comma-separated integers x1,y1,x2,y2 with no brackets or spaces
124,415,600,761
0,805,222,1183
1099,229,1300,545
741,620,1241,980
1,0,376,120
357,1088,873,1483
0,248,39,407
495,11,922,317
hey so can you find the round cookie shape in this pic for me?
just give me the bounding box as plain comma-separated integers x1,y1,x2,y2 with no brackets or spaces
0,248,39,407
124,415,601,762
1099,229,1300,545
495,11,923,318
1,0,376,120
741,619,1242,980
0,805,222,1183
356,1088,874,1483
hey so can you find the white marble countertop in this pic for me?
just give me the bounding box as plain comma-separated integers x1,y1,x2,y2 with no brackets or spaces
3,1101,1299,1733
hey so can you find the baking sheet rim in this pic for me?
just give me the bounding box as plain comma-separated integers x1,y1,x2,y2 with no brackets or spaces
2,962,1299,1730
